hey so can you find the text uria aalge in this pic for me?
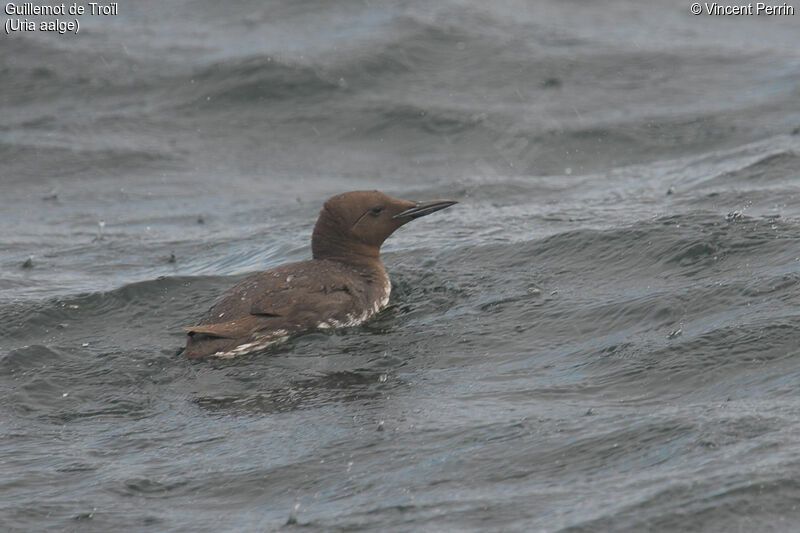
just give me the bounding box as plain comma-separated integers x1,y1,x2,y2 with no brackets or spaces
703,2,795,14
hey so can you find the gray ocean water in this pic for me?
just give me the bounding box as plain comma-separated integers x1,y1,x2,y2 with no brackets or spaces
2,1,800,531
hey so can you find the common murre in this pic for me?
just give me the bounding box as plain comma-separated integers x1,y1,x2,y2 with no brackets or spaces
182,190,456,358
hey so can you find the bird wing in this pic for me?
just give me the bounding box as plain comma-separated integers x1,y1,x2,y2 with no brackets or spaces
249,278,354,317
187,260,366,335
183,316,263,339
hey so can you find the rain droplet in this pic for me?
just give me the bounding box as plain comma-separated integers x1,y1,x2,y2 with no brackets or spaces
286,501,300,525
667,329,683,339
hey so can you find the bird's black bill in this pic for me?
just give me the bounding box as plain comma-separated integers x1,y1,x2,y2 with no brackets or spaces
393,200,457,219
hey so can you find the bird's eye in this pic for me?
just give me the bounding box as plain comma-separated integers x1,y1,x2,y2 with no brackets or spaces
369,206,385,216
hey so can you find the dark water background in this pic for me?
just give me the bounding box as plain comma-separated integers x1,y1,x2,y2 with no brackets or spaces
2,1,800,531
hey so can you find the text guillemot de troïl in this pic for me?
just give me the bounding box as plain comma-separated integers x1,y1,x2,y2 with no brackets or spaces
4,2,118,16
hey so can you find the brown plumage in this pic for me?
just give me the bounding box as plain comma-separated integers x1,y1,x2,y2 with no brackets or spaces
182,190,456,358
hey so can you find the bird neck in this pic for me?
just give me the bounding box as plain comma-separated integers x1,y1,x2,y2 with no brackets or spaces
311,212,382,267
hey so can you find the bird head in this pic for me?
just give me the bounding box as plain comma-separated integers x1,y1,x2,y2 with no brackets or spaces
311,190,457,262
